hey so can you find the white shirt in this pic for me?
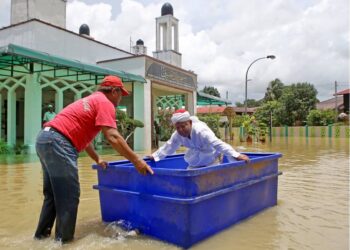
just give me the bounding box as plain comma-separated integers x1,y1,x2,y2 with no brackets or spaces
152,117,240,167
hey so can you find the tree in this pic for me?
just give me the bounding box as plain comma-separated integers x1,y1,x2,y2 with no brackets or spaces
235,99,262,108
235,101,244,107
264,78,284,102
202,86,221,97
254,101,283,126
277,82,318,125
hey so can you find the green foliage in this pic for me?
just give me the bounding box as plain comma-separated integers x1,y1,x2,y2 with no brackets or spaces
156,109,174,141
202,86,221,97
116,110,144,141
240,115,268,141
307,109,336,126
13,143,29,155
276,82,318,125
0,140,10,154
264,78,284,102
198,114,221,138
254,101,283,126
258,122,268,137
241,115,256,136
235,99,262,108
232,115,245,127
0,141,28,155
235,102,243,107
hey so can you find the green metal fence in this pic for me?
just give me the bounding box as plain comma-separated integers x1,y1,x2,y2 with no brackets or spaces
235,125,349,139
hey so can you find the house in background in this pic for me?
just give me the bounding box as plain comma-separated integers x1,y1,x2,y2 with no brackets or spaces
334,88,349,114
316,96,344,111
316,88,349,114
197,106,256,116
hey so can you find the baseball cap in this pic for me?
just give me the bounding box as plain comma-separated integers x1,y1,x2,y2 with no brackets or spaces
101,75,129,96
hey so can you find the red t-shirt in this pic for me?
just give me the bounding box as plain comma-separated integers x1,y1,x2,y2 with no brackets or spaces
45,91,117,152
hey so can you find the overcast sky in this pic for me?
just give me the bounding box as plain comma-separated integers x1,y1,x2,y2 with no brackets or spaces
0,0,349,102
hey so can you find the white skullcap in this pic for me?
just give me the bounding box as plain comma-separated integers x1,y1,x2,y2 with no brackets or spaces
171,109,191,124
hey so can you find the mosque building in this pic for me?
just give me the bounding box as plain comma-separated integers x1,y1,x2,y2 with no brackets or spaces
0,0,230,152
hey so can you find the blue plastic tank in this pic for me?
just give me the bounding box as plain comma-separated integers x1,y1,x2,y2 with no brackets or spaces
92,152,282,248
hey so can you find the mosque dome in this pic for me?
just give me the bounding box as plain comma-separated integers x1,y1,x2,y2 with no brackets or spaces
136,39,144,45
161,3,173,16
79,24,90,36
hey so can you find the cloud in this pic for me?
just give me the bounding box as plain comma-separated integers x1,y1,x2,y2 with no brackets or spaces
1,0,348,102
67,0,159,53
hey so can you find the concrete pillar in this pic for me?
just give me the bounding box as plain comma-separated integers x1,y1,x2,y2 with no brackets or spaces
56,90,64,111
133,81,148,151
156,20,160,51
152,93,158,117
166,20,172,50
185,90,196,115
162,23,167,50
174,22,179,51
24,73,42,153
143,79,152,153
7,89,16,146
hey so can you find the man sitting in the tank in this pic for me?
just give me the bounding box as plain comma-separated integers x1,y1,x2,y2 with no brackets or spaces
149,109,250,168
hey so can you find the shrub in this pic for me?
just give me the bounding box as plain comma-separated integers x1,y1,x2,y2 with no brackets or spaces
116,110,144,142
0,140,10,154
232,115,245,127
307,109,336,126
156,109,174,141
198,114,221,138
13,143,29,155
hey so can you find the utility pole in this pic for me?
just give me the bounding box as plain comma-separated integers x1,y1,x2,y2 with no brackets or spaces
269,110,273,142
335,81,338,122
226,91,229,106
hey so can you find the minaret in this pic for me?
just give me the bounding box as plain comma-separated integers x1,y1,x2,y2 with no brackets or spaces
133,39,147,55
11,0,67,28
153,3,182,67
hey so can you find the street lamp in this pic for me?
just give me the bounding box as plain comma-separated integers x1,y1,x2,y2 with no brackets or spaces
244,55,276,115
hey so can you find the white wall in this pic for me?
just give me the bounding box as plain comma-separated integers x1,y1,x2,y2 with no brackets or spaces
0,20,131,64
98,57,146,77
11,0,66,28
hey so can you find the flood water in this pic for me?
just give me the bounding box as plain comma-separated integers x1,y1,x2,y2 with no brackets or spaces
0,137,349,250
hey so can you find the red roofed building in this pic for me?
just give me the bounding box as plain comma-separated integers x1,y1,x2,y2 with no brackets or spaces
316,88,349,114
197,106,256,115
316,96,343,111
334,88,349,114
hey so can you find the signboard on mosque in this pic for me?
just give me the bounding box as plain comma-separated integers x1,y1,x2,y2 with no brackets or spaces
145,59,196,90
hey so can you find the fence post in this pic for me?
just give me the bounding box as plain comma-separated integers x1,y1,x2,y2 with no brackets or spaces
328,124,332,138
305,125,309,138
285,125,288,137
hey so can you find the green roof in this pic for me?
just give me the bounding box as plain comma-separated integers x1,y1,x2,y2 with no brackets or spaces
197,91,232,106
0,43,146,84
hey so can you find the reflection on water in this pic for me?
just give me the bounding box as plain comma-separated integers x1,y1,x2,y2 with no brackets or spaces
0,138,348,250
